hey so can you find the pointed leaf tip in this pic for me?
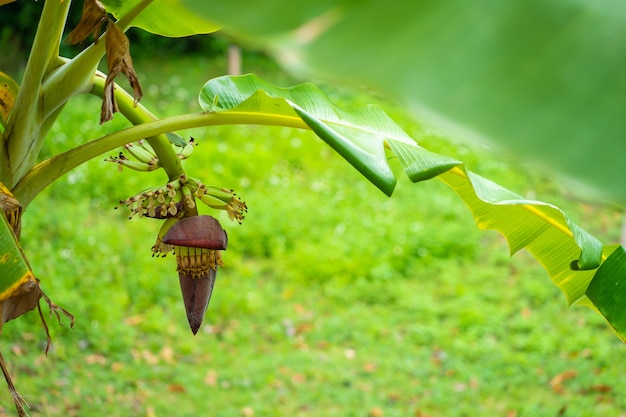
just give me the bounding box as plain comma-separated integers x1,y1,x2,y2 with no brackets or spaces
387,139,461,183
586,246,626,342
199,74,411,196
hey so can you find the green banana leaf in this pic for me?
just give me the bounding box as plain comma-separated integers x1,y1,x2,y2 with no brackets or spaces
200,75,421,196
586,245,626,341
101,0,220,37
0,204,39,329
0,71,19,133
0,214,32,302
199,74,625,340
181,0,626,203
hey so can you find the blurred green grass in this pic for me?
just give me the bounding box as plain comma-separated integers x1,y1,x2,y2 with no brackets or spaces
1,52,626,416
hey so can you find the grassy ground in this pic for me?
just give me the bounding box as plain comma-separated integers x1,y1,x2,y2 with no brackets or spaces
1,51,625,416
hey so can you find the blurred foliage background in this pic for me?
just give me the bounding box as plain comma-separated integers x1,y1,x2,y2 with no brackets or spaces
1,2,626,416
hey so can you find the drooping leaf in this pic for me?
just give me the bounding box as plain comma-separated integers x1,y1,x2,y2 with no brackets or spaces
437,167,605,297
587,246,626,342
0,181,72,416
66,0,108,45
0,193,39,329
101,19,142,123
386,139,461,183
0,349,28,417
182,0,626,203
198,74,626,339
200,74,417,196
101,0,220,38
0,72,19,133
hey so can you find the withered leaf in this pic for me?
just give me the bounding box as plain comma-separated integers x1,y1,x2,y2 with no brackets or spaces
0,281,73,417
0,278,40,326
101,19,143,124
550,370,578,394
0,181,22,238
66,0,108,45
0,72,19,129
0,350,28,417
0,0,17,6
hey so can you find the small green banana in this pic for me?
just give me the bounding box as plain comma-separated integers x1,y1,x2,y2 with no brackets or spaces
125,142,159,166
199,193,228,210
151,217,179,257
176,138,196,159
118,158,159,172
137,139,157,155
204,186,236,204
166,179,181,198
180,185,196,210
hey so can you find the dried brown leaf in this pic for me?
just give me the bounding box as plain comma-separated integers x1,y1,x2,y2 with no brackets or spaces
0,278,40,325
0,279,37,417
0,181,22,238
368,407,384,417
0,350,28,417
0,0,17,6
66,0,108,45
168,383,186,393
579,384,613,394
241,407,254,417
0,281,73,417
0,73,19,128
550,370,578,394
101,19,143,123
204,369,218,386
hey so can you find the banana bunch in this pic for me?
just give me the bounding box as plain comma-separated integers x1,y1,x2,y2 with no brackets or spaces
187,177,248,224
119,175,247,224
105,138,196,172
146,179,247,258
119,178,186,219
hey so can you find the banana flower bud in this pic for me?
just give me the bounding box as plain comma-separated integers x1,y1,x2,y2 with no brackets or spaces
162,216,228,334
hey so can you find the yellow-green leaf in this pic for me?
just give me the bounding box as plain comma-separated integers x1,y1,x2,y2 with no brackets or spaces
0,72,19,133
0,184,39,326
0,210,34,303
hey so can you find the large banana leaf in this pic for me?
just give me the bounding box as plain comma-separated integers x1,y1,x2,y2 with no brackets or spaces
200,75,421,196
181,0,626,203
200,74,625,340
101,0,220,37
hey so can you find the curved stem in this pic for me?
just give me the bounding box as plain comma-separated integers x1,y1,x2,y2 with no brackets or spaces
91,73,183,180
13,111,308,208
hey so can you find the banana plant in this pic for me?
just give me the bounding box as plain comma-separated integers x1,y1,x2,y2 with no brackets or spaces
1,0,625,415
